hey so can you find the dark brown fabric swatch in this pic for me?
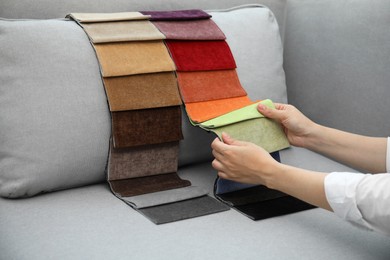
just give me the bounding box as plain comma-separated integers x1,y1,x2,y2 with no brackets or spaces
103,72,182,112
109,173,191,197
108,141,179,180
112,106,183,148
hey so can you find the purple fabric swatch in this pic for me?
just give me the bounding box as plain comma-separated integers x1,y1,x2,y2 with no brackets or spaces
152,19,226,40
140,9,211,21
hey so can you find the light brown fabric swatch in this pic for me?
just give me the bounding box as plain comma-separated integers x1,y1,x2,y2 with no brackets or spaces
82,20,165,43
108,141,179,181
66,12,150,23
109,173,191,197
103,72,182,112
94,41,176,77
112,106,183,148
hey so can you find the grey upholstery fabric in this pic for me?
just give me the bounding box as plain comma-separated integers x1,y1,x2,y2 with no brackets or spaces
284,0,390,137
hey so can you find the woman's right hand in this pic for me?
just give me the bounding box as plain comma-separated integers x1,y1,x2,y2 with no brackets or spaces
258,103,319,148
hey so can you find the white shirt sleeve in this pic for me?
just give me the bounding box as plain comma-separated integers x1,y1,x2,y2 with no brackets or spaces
324,137,390,236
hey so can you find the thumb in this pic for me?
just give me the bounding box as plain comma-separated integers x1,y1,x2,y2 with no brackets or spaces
258,103,284,122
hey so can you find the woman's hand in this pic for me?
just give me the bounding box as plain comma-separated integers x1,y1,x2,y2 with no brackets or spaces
258,103,319,148
211,132,281,186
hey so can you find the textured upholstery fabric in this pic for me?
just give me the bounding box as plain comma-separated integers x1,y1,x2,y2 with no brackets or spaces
166,40,236,71
81,20,165,43
185,96,254,123
138,195,230,224
152,19,226,40
109,173,191,197
111,106,183,148
94,41,176,77
177,70,246,103
122,186,208,208
66,12,149,22
108,141,179,180
103,72,182,111
140,9,211,21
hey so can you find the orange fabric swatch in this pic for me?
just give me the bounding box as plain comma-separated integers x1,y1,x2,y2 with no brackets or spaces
177,70,247,103
185,96,254,123
94,41,176,77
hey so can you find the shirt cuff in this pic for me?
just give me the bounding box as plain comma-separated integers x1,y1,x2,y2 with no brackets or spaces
324,172,372,229
386,137,390,173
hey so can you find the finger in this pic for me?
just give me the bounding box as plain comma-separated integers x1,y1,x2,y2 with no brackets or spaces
258,103,284,121
211,159,225,172
212,149,225,161
211,136,230,153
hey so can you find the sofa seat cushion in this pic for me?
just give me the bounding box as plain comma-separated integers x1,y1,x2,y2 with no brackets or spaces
1,150,389,260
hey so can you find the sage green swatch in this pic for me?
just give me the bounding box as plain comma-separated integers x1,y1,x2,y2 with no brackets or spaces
202,99,289,153
211,117,290,153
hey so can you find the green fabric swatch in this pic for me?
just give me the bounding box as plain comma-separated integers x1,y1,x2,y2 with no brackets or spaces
198,99,289,153
211,117,289,153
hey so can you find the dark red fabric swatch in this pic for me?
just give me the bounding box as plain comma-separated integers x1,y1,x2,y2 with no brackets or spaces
109,173,191,197
166,40,236,71
140,9,211,21
112,106,183,148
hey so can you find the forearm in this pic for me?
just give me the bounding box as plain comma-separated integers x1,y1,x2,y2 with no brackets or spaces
266,164,332,211
304,124,387,173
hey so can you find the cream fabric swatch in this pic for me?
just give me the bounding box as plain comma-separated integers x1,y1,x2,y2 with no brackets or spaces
82,20,165,43
66,12,150,23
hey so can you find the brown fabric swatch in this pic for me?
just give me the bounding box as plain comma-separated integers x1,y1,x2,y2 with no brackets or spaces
108,141,179,181
103,72,182,112
94,41,176,77
109,173,191,197
112,106,183,148
177,70,247,103
82,20,165,43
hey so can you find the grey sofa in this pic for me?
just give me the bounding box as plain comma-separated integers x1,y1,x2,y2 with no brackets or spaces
1,0,389,259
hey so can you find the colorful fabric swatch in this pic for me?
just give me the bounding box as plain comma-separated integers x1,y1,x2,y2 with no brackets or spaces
109,173,191,197
103,72,182,112
94,41,176,77
152,19,225,40
67,12,150,23
111,106,183,148
108,141,179,180
166,40,236,71
177,70,246,103
81,20,165,43
140,9,211,21
185,96,254,123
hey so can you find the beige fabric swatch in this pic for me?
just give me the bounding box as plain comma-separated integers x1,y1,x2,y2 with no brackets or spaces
66,12,150,23
82,20,165,43
94,41,176,77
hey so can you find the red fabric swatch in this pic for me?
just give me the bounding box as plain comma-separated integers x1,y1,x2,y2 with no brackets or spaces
166,40,236,71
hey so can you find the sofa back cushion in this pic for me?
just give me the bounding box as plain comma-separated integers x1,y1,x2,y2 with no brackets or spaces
284,0,390,137
0,4,287,197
